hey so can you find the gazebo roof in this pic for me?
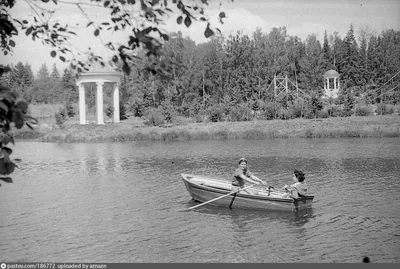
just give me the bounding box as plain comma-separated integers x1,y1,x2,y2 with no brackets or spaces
76,61,123,83
324,69,339,78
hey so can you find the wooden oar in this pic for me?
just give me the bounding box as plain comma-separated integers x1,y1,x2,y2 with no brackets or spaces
187,184,256,210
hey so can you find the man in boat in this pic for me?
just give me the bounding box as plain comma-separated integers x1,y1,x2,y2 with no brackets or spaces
232,157,267,194
282,169,308,198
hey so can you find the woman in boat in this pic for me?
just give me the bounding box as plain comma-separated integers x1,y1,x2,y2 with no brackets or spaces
282,169,308,198
232,157,266,193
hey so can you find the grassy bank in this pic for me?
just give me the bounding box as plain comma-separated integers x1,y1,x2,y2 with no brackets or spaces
12,110,400,143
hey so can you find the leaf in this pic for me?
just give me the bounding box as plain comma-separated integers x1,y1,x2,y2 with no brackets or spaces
176,16,183,24
204,24,214,38
59,56,66,62
184,16,191,27
112,55,118,63
0,161,16,175
25,27,33,36
12,109,24,129
219,11,226,18
16,101,28,113
22,20,28,24
161,33,169,41
50,50,56,57
0,101,8,114
104,0,110,7
94,29,100,36
9,40,15,47
0,177,13,183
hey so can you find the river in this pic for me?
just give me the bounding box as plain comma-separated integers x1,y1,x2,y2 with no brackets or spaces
0,138,399,263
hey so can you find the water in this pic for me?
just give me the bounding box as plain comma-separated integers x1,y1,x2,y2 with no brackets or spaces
1,138,399,263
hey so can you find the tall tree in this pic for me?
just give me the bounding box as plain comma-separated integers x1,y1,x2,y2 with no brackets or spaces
61,67,78,103
37,63,50,82
51,63,60,79
298,34,324,96
340,24,361,89
321,30,333,71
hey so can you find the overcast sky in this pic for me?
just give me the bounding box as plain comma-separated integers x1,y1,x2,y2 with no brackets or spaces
1,0,399,73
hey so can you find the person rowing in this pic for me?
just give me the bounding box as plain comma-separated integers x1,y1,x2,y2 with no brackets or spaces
282,169,308,198
232,157,267,194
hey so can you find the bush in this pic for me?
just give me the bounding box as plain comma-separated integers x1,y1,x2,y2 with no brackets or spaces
65,102,75,118
54,108,68,127
317,109,329,118
288,102,304,119
120,102,128,120
106,105,114,119
339,109,353,117
259,102,275,120
143,108,165,126
327,106,342,117
375,103,394,115
277,108,291,120
229,105,252,121
207,105,224,122
355,105,372,116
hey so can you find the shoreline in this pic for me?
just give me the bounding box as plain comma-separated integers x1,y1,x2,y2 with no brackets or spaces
13,114,400,143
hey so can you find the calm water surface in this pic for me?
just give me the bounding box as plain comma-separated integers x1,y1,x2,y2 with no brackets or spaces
0,138,399,263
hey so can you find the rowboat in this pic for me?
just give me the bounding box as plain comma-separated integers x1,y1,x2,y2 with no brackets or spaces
181,173,314,212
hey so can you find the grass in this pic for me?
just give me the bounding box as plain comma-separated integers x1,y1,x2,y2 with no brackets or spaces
12,104,400,143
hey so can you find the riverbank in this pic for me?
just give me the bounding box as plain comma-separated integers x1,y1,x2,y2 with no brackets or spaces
13,114,400,143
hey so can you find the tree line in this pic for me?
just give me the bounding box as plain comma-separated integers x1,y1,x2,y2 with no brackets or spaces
2,25,400,124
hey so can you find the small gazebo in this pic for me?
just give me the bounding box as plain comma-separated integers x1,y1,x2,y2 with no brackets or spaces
323,69,340,98
76,63,123,124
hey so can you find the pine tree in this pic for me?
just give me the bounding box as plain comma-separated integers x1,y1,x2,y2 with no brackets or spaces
23,63,34,86
340,25,361,89
10,62,26,87
37,63,50,81
322,30,333,71
61,68,77,103
51,63,60,79
0,64,11,87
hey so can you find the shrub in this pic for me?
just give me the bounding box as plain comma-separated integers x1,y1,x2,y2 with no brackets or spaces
375,103,394,115
355,105,372,116
277,108,291,120
143,108,165,126
327,106,342,117
207,105,224,122
54,108,68,127
259,102,275,120
317,110,329,118
65,102,75,118
106,105,114,119
229,105,252,121
339,109,353,117
120,102,128,120
288,102,303,119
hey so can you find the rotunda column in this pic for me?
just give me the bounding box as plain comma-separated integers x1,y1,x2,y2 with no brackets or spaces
96,81,104,124
77,82,86,125
112,82,120,123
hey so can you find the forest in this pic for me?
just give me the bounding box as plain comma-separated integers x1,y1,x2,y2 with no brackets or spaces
2,25,400,126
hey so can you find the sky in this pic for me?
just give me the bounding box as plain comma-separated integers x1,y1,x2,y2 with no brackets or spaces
1,0,399,74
